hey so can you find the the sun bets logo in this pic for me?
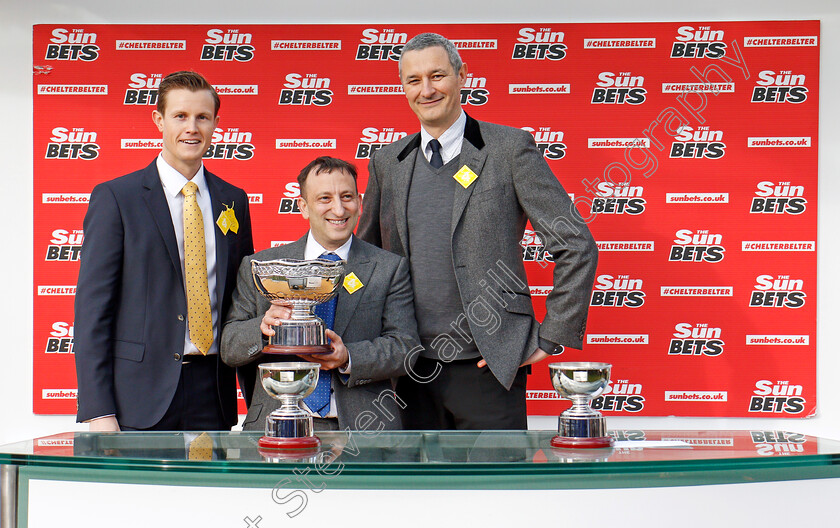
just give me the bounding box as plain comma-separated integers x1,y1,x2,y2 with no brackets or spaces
670,25,726,58
278,182,302,214
355,127,408,159
201,29,254,61
124,73,162,105
750,431,806,456
591,379,645,412
668,323,724,356
591,274,645,308
751,70,808,103
520,230,554,263
46,322,74,353
749,274,805,308
45,28,99,61
279,73,333,106
461,74,489,105
670,126,726,159
45,229,83,261
669,229,725,262
750,181,807,214
205,127,254,160
46,127,99,160
749,380,806,414
512,27,567,60
591,72,647,105
591,182,645,215
356,29,406,61
521,127,565,160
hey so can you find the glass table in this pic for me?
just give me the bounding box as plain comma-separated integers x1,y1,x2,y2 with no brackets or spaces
2,429,839,527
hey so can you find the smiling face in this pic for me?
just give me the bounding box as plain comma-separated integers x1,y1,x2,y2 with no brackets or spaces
152,87,219,179
399,45,467,137
298,167,361,251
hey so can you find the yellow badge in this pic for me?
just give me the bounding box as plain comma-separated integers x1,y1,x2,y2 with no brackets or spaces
453,165,479,188
343,272,364,294
216,203,239,235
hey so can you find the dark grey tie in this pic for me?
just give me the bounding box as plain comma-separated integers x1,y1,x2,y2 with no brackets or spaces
429,139,443,168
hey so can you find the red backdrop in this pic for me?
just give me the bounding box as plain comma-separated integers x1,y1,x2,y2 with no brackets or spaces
33,21,819,418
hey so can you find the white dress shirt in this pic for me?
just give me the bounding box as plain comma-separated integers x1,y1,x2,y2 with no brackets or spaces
156,154,220,356
420,110,467,165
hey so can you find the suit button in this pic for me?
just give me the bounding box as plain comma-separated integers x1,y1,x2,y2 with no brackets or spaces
177,314,185,321
174,353,181,361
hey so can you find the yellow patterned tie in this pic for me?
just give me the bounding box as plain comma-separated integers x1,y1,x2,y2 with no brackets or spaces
182,181,213,355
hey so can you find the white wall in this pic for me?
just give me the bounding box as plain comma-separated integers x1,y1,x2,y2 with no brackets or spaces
1,0,837,445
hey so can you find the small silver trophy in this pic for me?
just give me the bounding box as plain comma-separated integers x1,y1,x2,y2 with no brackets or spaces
258,362,322,451
549,362,614,449
252,258,345,354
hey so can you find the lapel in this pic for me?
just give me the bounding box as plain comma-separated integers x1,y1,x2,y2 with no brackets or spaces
392,134,421,256
278,236,307,259
451,114,488,235
141,161,182,282
333,236,376,336
205,170,231,304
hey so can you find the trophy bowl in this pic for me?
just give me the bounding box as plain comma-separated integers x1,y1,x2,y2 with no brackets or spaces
258,362,322,451
549,362,614,449
252,258,345,354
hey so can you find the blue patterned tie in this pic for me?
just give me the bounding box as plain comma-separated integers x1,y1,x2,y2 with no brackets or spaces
303,252,341,417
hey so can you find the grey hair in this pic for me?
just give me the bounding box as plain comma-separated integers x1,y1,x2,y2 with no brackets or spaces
399,33,463,76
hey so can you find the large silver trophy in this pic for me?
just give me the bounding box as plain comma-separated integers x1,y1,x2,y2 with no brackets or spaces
549,362,614,449
252,258,345,354
258,362,322,451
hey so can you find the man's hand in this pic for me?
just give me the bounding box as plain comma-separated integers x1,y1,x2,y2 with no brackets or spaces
88,415,120,432
298,329,349,371
476,348,551,369
260,301,293,337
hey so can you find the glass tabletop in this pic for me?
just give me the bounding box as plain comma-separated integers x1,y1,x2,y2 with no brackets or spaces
1,429,837,470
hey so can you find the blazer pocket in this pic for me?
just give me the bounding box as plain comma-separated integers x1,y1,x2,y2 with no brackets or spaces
503,292,535,315
113,340,145,362
471,183,512,204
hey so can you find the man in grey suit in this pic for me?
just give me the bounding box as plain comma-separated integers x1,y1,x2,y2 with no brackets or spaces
221,156,420,431
357,33,598,430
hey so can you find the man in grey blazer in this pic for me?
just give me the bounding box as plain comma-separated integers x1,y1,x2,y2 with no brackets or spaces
357,33,598,430
221,156,420,431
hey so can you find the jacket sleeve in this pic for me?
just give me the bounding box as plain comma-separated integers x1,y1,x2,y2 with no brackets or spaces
509,128,598,350
74,183,124,422
220,254,265,368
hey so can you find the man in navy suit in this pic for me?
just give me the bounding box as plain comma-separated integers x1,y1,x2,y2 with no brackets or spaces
74,71,254,431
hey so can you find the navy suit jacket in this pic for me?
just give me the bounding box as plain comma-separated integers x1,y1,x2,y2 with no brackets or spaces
74,159,254,429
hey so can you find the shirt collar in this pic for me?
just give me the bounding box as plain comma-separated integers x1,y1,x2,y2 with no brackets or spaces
420,110,466,163
304,232,352,261
156,154,208,198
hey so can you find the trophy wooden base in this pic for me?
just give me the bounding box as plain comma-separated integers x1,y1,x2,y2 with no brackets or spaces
258,435,321,451
550,435,614,449
262,344,332,355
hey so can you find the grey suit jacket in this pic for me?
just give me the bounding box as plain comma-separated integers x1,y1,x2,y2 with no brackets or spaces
220,235,420,431
357,114,598,390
